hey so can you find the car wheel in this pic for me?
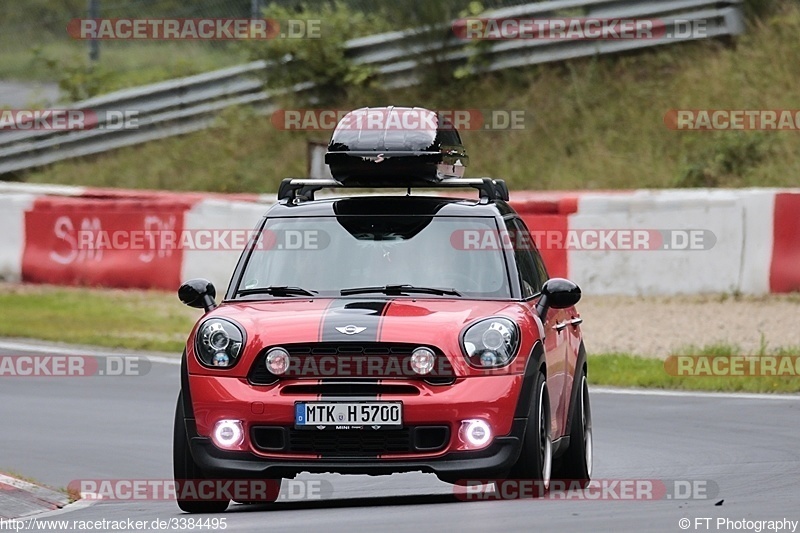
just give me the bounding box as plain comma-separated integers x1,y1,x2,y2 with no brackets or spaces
173,393,230,513
553,366,592,487
509,371,552,496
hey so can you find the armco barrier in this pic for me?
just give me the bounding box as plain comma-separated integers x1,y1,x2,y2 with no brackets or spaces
2,186,799,295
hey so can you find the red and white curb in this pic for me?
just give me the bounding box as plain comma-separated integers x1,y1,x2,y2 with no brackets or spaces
0,474,69,520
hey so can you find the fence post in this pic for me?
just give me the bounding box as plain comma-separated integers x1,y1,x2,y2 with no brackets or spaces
88,0,100,62
251,0,262,19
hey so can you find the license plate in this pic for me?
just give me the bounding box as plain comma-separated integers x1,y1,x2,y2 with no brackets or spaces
295,402,402,429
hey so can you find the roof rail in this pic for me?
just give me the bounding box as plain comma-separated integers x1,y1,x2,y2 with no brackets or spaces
277,178,509,202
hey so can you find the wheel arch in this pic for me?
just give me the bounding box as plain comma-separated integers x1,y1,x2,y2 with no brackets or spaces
563,341,588,434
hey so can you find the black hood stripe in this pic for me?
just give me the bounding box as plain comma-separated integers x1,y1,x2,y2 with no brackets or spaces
319,299,391,342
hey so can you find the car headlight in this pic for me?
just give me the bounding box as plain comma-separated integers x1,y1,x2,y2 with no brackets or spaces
195,319,245,368
461,318,519,368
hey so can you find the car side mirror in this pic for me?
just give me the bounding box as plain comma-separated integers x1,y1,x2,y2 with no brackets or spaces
178,279,217,312
535,278,581,323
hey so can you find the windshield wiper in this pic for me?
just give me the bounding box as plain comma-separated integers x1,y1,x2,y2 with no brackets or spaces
237,286,317,297
340,284,461,297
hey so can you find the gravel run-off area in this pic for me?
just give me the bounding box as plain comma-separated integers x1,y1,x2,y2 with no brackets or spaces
579,294,800,358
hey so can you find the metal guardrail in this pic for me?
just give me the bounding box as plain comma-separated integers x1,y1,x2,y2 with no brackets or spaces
0,0,744,175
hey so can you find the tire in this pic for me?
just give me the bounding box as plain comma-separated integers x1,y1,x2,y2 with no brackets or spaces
552,366,593,487
173,393,230,513
508,371,552,497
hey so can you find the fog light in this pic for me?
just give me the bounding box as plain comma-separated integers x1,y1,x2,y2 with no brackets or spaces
479,350,498,367
266,348,290,375
410,347,435,375
212,352,230,367
212,420,244,449
459,419,492,449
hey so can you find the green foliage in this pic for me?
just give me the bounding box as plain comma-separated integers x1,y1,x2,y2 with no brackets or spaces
27,44,247,102
677,134,772,188
382,0,487,88
242,2,393,104
742,0,778,20
33,49,116,101
453,2,492,80
0,0,85,35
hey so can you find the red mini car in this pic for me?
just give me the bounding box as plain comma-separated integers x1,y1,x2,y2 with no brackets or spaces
174,107,592,513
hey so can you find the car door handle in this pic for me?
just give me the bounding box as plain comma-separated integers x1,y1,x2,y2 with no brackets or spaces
553,318,582,332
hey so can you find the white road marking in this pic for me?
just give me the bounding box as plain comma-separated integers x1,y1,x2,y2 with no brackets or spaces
0,340,181,366
591,386,800,401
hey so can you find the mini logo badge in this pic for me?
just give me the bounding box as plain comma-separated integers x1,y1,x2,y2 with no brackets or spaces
336,325,367,335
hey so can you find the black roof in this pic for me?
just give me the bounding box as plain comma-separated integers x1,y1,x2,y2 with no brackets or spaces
264,195,516,218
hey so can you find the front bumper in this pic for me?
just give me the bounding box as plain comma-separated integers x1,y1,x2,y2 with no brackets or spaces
189,374,525,455
187,418,525,482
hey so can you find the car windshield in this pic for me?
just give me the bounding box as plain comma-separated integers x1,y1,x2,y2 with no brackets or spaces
237,215,511,298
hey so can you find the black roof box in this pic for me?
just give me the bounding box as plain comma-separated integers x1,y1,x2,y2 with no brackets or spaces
325,106,469,185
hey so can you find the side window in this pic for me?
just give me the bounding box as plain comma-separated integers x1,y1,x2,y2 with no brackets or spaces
505,217,542,298
534,251,549,286
514,217,550,288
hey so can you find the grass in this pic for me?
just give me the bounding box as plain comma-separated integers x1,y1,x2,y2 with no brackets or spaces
0,284,198,353
0,39,245,82
590,344,800,394
0,284,797,393
0,37,246,104
14,3,800,192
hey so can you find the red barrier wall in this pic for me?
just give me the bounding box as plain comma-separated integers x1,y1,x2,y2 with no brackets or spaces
770,193,800,293
22,197,193,290
510,195,579,279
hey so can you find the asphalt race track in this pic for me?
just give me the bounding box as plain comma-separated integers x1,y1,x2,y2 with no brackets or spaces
1,341,799,533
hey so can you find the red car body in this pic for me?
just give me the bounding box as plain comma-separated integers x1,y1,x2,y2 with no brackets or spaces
188,298,580,457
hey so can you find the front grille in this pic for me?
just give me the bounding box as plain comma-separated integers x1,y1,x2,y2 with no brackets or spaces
251,425,450,457
281,382,420,396
248,342,454,384
289,429,412,455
